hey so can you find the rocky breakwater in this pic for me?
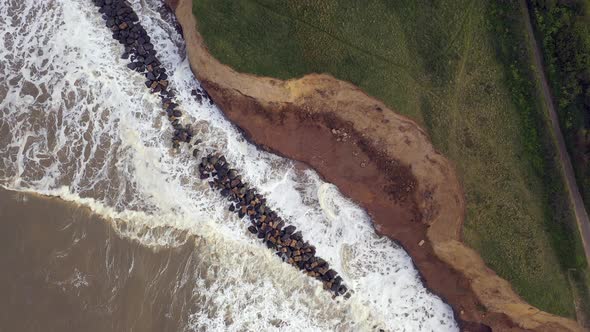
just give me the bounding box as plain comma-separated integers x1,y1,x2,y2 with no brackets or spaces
199,154,348,295
90,0,348,297
166,0,587,331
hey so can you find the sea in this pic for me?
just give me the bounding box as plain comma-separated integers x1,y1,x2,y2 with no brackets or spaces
0,0,458,331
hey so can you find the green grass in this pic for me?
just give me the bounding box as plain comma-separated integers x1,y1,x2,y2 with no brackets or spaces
192,0,587,317
527,0,590,216
569,268,590,328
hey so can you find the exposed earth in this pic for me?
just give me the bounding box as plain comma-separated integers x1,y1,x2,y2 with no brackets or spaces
166,0,584,330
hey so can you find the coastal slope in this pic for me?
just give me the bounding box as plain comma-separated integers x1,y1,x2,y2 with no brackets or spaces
167,0,583,330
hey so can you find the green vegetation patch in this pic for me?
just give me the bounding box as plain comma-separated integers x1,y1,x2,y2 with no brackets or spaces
193,0,587,317
529,0,590,213
569,268,590,327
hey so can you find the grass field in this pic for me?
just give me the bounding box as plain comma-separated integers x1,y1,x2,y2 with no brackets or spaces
192,0,587,317
569,268,590,328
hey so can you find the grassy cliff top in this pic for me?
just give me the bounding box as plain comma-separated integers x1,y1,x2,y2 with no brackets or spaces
192,0,588,318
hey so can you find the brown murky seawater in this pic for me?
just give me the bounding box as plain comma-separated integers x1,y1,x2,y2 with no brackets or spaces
0,188,199,332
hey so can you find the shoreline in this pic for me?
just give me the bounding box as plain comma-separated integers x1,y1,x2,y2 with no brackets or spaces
95,0,353,297
166,0,584,331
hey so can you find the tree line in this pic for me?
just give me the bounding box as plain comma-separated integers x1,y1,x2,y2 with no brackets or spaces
530,0,590,209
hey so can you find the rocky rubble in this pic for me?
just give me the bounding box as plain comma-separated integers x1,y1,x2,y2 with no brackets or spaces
91,0,348,297
199,153,349,296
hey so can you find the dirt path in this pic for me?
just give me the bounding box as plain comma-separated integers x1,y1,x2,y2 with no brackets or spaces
520,0,590,269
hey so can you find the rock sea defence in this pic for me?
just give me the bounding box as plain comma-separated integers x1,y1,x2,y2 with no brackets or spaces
91,0,349,297
167,0,585,331
198,150,348,296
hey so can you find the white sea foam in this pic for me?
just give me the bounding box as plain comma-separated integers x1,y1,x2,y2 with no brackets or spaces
0,0,458,330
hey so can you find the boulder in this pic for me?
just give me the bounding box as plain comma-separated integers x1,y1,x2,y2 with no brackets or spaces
228,169,238,180
330,282,339,292
218,168,228,177
283,225,296,235
325,269,337,280
208,155,219,166
291,231,302,240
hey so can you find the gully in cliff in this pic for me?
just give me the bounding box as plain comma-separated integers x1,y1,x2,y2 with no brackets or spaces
91,0,349,297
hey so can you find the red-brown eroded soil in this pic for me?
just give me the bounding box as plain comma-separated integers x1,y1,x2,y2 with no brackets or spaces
166,1,584,331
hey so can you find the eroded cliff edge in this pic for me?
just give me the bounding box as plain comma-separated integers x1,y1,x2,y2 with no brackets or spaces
166,0,583,330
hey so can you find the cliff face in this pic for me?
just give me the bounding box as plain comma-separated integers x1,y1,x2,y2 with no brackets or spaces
166,0,583,331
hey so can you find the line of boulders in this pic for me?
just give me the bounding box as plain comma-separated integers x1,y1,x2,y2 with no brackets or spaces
91,0,348,297
93,0,193,149
199,154,348,296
